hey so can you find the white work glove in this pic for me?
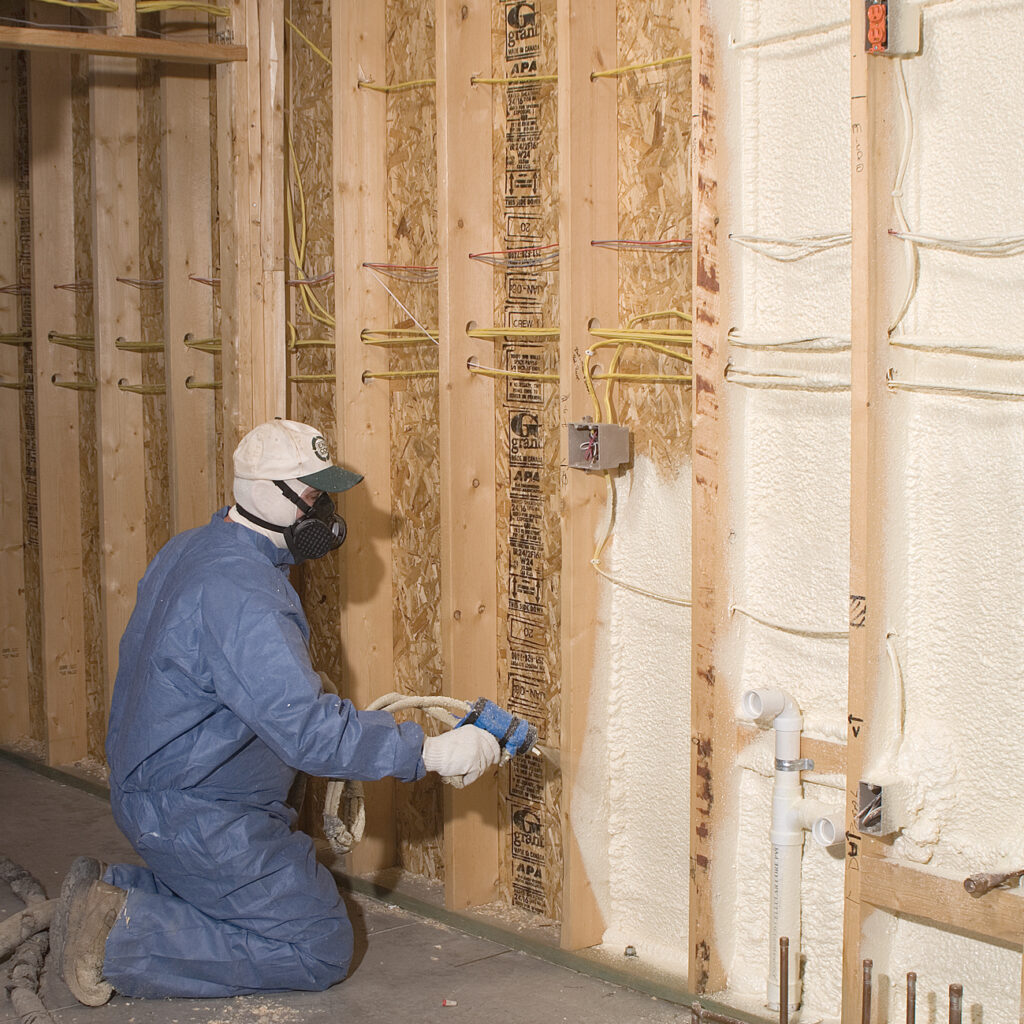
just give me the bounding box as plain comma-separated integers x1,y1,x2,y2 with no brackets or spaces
422,726,501,786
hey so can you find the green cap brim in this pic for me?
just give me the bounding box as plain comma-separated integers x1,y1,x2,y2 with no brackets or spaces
298,465,364,492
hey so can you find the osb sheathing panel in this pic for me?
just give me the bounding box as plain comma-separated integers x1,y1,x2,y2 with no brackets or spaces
614,0,693,463
15,50,45,754
137,51,170,563
72,55,105,762
491,0,563,920
285,0,340,842
385,0,443,881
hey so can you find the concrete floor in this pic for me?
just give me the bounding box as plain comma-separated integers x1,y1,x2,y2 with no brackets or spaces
0,756,689,1024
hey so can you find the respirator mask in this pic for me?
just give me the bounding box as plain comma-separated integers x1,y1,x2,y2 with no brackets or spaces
236,481,347,563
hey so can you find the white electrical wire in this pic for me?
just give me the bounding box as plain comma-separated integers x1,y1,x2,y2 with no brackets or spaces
730,603,849,641
728,330,851,352
728,19,847,51
725,365,851,392
889,337,1024,360
888,58,919,337
885,371,1024,401
729,232,851,262
363,266,439,345
889,231,1024,258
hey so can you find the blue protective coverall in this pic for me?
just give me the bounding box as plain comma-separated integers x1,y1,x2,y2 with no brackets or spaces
101,510,425,998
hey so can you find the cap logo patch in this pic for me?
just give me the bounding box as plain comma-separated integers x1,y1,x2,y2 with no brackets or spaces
312,436,330,462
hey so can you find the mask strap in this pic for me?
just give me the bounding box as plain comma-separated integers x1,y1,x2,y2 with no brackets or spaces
234,504,285,533
273,480,314,515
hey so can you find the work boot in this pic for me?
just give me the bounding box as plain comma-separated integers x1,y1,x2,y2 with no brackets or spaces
61,879,126,1006
50,855,104,972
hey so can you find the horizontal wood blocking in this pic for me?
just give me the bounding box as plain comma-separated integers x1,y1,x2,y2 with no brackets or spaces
861,856,1024,948
0,26,246,65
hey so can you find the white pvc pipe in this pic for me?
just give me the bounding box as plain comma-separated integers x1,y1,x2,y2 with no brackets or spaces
743,688,803,1012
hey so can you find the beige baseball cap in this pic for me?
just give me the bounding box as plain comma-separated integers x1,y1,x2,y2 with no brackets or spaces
233,419,363,492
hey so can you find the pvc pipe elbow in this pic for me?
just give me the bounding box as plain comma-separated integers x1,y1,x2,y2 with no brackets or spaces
741,688,802,731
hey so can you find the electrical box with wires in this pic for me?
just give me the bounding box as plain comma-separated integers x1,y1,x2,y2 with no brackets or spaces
567,418,631,471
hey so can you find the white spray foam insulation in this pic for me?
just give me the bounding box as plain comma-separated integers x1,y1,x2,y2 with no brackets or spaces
574,0,1022,1013
722,1,852,1014
709,0,1024,1019
571,456,691,972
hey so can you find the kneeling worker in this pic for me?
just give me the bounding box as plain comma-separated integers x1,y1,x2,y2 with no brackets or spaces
52,419,500,1004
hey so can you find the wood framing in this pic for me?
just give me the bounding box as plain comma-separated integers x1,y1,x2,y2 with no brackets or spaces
161,14,218,534
843,3,889,1018
89,52,148,706
0,26,245,65
861,858,1024,949
555,0,617,950
0,48,30,749
216,0,286,483
688,0,731,992
28,32,88,763
332,0,399,875
435,0,501,910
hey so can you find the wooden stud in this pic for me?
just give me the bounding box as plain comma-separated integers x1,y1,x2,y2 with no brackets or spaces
116,0,137,38
0,26,246,65
217,0,286,479
555,0,617,950
332,0,398,876
844,3,889,1019
89,51,148,706
28,17,88,763
435,0,501,910
688,0,732,993
253,0,286,424
0,48,30,749
161,13,218,533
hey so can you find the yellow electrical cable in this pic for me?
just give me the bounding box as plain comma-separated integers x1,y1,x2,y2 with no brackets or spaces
361,328,437,347
136,1,228,14
362,369,439,381
358,78,436,94
185,378,222,390
53,378,96,391
579,325,694,607
628,308,692,326
0,333,31,346
117,381,166,395
286,131,336,332
588,328,693,349
290,337,334,348
184,336,221,353
467,359,558,383
115,339,163,352
288,373,336,384
592,371,693,383
591,54,691,80
467,327,560,340
0,380,26,390
285,18,331,66
34,0,116,10
470,74,557,86
48,332,94,350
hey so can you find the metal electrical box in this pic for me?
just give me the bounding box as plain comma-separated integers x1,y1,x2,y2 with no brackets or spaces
567,418,630,471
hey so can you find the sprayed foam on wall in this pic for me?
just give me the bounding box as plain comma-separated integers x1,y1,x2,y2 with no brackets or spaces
714,0,1024,1020
573,455,691,971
